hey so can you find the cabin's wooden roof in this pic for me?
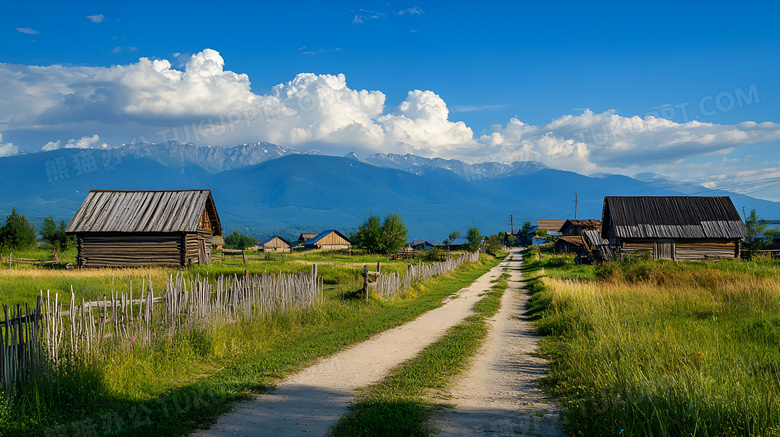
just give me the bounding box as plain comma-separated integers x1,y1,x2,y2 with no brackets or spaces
66,190,222,235
536,219,566,232
561,219,602,231
555,235,586,248
303,230,351,246
601,196,745,240
258,235,292,247
582,229,610,247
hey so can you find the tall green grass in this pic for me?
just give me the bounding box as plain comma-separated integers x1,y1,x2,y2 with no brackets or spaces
0,254,498,437
529,254,780,437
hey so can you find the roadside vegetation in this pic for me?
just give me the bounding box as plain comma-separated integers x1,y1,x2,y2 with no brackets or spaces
330,270,511,436
525,246,780,437
0,246,497,437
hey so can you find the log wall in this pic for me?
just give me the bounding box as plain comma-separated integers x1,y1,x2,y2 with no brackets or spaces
77,232,213,267
618,239,740,261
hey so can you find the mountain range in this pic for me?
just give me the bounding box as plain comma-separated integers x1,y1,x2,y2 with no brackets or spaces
0,141,776,241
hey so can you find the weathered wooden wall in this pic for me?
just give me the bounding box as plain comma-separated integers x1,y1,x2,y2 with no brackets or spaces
618,239,740,260
78,234,184,267
262,237,291,252
316,231,351,248
77,232,213,267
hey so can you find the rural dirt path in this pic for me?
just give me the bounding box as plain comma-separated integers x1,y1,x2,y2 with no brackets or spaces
191,256,506,437
432,249,564,436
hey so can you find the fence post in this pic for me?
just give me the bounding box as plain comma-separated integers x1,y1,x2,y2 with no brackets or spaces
8,253,11,269
376,261,381,275
363,265,369,301
242,250,247,264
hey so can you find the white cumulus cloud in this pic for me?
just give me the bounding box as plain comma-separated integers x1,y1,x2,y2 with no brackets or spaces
480,109,780,175
87,14,105,23
1,48,779,185
65,135,100,149
0,133,19,157
42,140,60,151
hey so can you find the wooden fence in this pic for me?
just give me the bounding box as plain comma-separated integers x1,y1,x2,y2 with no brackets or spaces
371,251,481,298
1,265,322,396
2,252,59,268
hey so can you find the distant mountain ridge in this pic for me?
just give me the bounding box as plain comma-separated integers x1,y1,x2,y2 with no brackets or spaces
114,141,321,173
104,141,549,180
344,152,548,180
1,142,777,240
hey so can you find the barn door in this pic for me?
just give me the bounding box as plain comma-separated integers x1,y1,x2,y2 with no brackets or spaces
654,241,674,260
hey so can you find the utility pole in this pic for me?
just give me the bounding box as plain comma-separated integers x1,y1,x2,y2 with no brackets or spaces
574,193,578,219
742,206,747,221
508,214,514,234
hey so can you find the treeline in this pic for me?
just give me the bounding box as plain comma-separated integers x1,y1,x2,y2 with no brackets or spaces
0,208,74,252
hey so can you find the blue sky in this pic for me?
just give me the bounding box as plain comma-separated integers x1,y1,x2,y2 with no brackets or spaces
1,1,780,200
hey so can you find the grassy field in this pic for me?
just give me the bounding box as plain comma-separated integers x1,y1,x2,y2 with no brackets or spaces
0,248,417,311
330,271,511,436
0,250,498,437
525,248,780,437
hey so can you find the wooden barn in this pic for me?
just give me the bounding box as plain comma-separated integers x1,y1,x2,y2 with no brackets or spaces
555,219,602,256
66,189,223,267
554,236,588,255
559,219,601,236
601,196,746,261
257,236,292,253
298,232,319,244
302,230,351,249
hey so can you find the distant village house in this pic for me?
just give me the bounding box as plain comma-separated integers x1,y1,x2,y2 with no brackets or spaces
302,230,352,250
257,236,292,253
528,219,566,245
298,232,319,244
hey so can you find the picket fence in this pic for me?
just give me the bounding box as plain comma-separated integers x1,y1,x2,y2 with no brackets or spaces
1,266,322,395
371,251,480,298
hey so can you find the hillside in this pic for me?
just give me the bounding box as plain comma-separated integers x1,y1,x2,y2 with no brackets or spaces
1,146,777,240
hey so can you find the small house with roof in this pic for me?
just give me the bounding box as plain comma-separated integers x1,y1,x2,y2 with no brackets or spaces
302,230,352,250
298,232,319,244
257,236,292,253
601,196,746,260
66,189,223,267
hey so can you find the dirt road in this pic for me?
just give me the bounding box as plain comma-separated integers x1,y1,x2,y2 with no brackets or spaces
433,249,563,436
191,258,506,437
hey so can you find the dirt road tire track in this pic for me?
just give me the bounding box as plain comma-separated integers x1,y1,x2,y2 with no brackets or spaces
191,259,506,437
433,249,563,436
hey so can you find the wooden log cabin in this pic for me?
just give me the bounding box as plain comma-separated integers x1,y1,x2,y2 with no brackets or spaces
601,196,746,261
302,230,352,250
257,236,292,253
66,189,223,267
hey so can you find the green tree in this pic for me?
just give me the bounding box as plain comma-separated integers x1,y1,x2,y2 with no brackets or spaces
743,209,772,259
507,234,517,246
464,227,482,252
520,221,532,234
1,208,37,250
353,213,382,253
224,230,256,250
40,216,73,252
485,234,502,255
378,213,408,257
533,229,555,242
448,230,461,242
